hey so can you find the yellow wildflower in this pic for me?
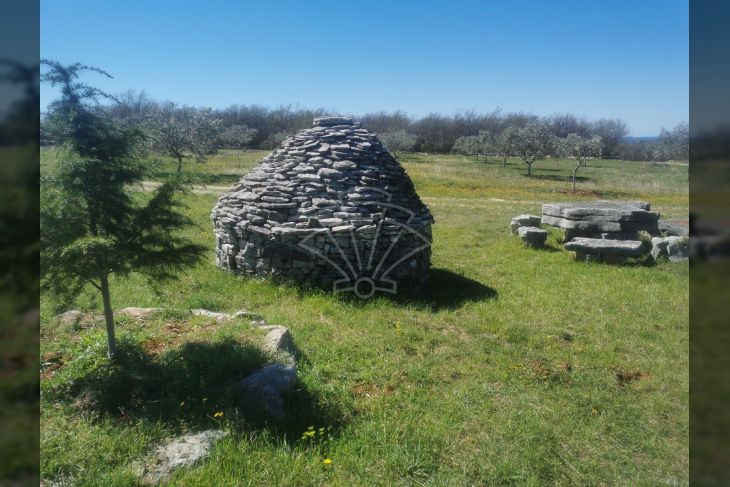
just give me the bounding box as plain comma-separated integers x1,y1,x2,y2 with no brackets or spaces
322,458,333,465
214,411,224,418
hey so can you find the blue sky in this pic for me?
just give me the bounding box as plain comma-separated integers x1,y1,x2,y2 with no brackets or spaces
41,0,688,136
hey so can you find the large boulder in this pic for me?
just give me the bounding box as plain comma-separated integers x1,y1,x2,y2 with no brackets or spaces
235,364,297,422
651,236,689,262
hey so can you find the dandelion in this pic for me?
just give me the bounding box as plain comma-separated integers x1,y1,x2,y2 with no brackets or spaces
214,411,224,418
322,458,333,466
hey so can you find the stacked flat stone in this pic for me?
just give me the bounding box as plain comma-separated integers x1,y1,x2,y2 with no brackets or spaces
542,201,659,240
211,116,433,294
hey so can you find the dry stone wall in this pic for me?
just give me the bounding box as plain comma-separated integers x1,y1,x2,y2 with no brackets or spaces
212,117,433,296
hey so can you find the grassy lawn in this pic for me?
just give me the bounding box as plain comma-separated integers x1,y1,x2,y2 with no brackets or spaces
40,148,688,486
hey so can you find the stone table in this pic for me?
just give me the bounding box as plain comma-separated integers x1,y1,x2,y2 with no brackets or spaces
541,200,659,240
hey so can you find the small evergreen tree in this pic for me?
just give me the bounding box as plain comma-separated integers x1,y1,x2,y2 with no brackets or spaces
40,61,206,358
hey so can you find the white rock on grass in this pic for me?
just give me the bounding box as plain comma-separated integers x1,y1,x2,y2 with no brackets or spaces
261,326,296,365
191,309,233,322
137,430,227,485
651,236,689,262
57,310,83,325
118,307,163,320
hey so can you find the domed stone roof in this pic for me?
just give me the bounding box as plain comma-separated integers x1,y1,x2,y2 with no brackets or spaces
211,116,433,297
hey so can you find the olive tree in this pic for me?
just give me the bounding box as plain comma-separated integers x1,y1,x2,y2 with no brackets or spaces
40,61,205,358
147,103,221,172
511,121,552,176
451,131,496,160
557,134,603,191
495,127,518,167
218,124,257,167
379,129,417,156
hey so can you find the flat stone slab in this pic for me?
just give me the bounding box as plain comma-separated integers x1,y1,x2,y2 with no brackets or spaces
137,430,227,485
542,201,659,235
564,238,646,257
313,116,353,127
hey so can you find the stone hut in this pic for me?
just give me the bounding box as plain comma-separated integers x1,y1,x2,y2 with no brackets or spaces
211,116,433,298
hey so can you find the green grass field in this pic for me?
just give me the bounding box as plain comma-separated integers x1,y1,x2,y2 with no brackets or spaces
40,148,688,486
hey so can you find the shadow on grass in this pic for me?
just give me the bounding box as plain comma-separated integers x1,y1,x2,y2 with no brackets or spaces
282,267,497,311
45,338,346,440
529,174,591,183
393,268,497,311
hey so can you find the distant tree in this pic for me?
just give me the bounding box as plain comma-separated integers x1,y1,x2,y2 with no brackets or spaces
495,127,518,167
511,121,552,176
218,124,257,167
656,122,689,161
147,103,221,172
262,130,293,149
451,131,494,160
591,118,628,158
380,129,417,156
40,61,206,358
557,134,603,191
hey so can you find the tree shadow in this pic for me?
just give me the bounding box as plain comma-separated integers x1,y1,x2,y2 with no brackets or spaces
529,174,591,182
393,268,498,311
44,338,346,440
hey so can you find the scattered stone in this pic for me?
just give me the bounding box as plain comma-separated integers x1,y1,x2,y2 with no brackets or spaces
658,219,690,237
651,236,690,262
117,307,163,320
261,326,296,365
510,214,541,235
235,364,297,422
211,117,433,295
57,310,83,326
542,201,659,240
667,237,689,262
518,226,548,248
650,237,670,261
565,237,647,263
137,430,227,485
191,309,232,322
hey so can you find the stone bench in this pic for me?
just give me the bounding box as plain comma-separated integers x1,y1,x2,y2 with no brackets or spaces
510,214,541,235
518,226,548,248
564,237,647,263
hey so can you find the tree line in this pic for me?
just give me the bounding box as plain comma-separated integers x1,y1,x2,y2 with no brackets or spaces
41,90,689,164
